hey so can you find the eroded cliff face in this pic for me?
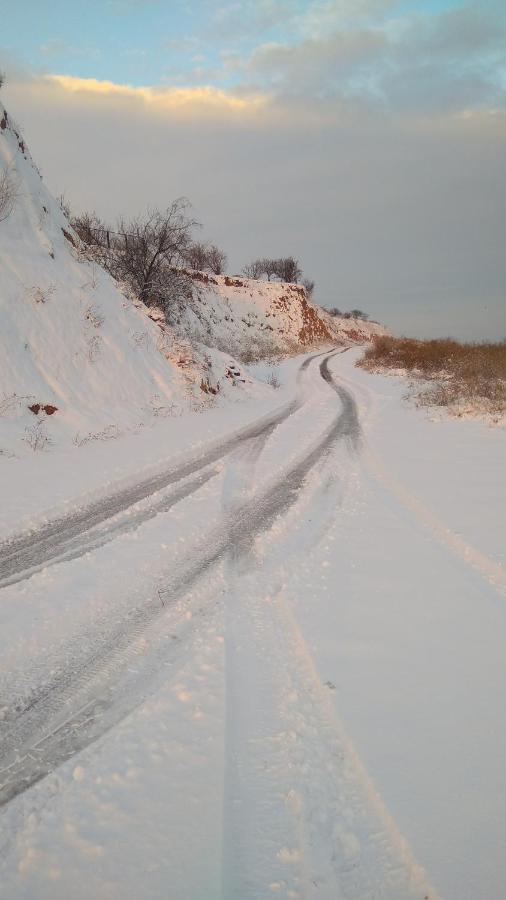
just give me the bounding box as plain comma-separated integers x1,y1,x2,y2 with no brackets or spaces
170,271,383,361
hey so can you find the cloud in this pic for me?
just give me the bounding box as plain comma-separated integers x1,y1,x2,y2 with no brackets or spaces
3,68,506,340
165,37,200,53
246,29,387,101
226,2,506,112
45,74,267,115
106,0,161,13
378,4,506,112
297,0,394,38
211,0,302,38
2,3,506,339
39,39,101,62
40,39,74,58
208,0,393,42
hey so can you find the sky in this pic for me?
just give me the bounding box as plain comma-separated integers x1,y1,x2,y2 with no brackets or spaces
1,0,505,338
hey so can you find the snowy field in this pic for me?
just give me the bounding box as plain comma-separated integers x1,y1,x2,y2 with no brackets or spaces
1,347,505,900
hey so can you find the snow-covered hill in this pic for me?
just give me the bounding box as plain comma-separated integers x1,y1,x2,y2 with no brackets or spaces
0,101,384,458
173,270,384,360
0,104,262,456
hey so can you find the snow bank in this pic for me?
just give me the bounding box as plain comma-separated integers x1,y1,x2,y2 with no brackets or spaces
0,104,263,456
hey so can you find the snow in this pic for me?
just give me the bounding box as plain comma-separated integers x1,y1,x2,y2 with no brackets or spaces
0,97,374,505
0,348,439,900
4,345,505,898
172,271,385,361
341,348,506,571
2,98,505,900
0,102,299,461
289,349,506,900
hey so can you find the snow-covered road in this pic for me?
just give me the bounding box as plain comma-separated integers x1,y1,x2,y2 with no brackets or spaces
0,350,354,806
1,347,505,900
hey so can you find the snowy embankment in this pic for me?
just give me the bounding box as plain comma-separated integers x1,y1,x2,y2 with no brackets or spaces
0,97,376,527
0,101,275,463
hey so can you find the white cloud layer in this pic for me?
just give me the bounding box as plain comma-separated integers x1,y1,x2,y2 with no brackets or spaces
2,0,505,339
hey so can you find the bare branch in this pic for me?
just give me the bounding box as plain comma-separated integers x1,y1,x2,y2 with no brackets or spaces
184,241,227,275
302,278,315,298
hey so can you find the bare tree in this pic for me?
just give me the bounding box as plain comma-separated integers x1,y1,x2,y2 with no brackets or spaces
242,259,266,280
263,258,279,281
0,164,18,223
184,241,227,275
242,257,280,281
69,200,198,315
184,241,209,271
275,256,302,283
112,200,198,311
302,278,315,298
350,309,369,320
207,244,227,275
242,256,304,284
72,210,109,248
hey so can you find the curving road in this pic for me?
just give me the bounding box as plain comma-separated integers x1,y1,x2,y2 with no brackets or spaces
0,348,358,809
0,351,335,589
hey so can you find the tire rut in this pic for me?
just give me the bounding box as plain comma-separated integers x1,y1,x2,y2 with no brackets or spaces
0,349,357,809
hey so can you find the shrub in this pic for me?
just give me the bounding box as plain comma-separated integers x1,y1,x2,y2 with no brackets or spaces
359,336,506,416
24,422,53,451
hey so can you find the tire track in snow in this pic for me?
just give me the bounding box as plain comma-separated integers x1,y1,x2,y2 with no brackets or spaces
0,349,351,809
0,465,219,590
0,352,327,589
221,364,438,899
0,347,337,590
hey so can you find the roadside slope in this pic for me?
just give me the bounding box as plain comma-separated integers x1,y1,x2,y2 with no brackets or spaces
172,271,385,360
0,103,262,458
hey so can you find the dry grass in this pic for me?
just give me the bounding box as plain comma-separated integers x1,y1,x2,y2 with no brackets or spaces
359,336,506,418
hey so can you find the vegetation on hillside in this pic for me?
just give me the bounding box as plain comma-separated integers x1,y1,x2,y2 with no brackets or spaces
69,202,316,317
242,257,315,295
359,336,506,418
328,307,369,320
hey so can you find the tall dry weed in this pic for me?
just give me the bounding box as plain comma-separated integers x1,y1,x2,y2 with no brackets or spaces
359,336,506,417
